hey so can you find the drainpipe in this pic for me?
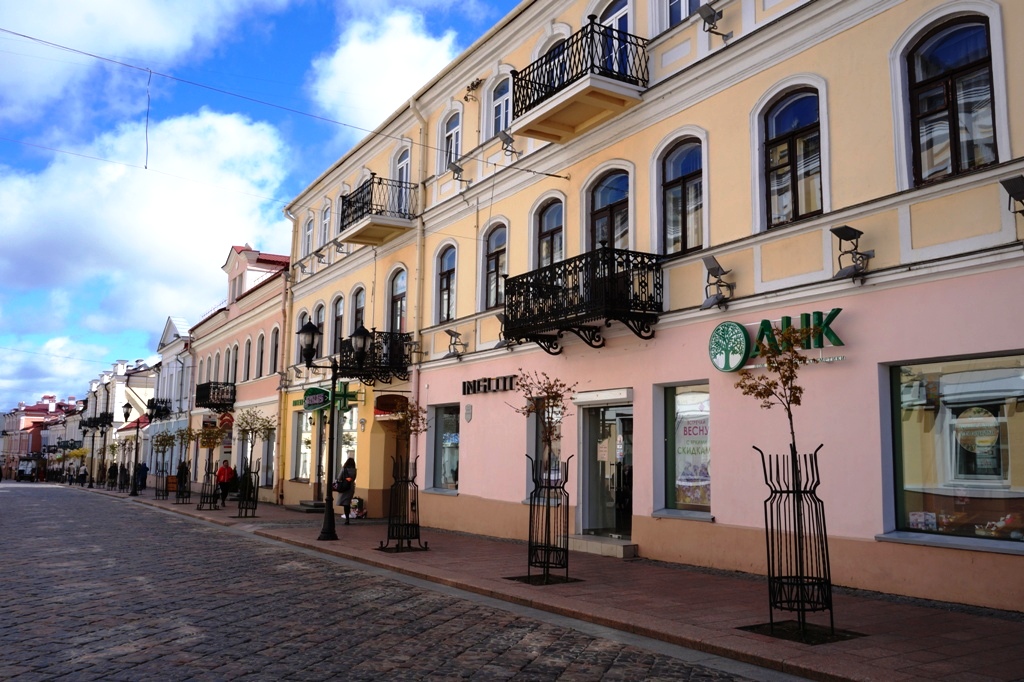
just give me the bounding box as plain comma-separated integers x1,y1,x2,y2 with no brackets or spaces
276,229,296,506
409,97,428,464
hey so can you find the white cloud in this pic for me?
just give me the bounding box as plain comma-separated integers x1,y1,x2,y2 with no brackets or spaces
0,0,291,123
0,109,292,337
308,10,459,138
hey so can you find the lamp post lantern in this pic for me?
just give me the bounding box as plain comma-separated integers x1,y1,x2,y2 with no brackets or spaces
124,402,143,497
297,321,370,542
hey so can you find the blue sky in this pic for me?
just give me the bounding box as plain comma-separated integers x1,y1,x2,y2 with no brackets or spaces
0,0,520,411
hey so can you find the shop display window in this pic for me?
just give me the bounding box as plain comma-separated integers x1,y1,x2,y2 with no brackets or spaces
664,384,711,512
893,355,1024,542
433,405,460,490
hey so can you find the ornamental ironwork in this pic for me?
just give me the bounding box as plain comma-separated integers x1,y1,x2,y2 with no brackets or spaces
502,244,662,354
333,330,413,386
338,174,417,232
147,398,173,420
195,382,236,412
512,15,649,120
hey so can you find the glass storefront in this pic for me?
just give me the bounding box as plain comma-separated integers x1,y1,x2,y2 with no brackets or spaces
893,355,1024,542
432,405,460,490
664,384,711,513
584,404,633,538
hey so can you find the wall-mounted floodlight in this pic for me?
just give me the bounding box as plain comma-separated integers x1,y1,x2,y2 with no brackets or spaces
999,175,1024,215
314,250,327,264
697,3,733,41
334,241,347,254
447,161,464,182
442,328,468,360
497,130,521,159
494,312,514,349
292,366,303,379
296,262,308,274
700,255,735,310
830,225,874,282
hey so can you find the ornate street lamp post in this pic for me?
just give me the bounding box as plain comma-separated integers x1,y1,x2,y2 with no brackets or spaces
297,320,370,542
124,402,143,497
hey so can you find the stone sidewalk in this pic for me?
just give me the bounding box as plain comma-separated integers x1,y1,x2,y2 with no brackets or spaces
99,486,1024,682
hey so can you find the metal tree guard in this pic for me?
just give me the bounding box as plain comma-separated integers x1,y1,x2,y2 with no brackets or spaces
526,452,573,584
756,444,833,638
236,459,260,518
196,459,219,511
379,454,428,552
174,460,191,504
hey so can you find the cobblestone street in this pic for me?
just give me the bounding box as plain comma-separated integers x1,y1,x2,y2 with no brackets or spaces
0,484,775,681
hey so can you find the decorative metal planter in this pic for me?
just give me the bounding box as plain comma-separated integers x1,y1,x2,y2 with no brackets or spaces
526,452,573,584
174,461,192,504
379,455,427,552
756,444,833,637
196,461,219,511
236,461,260,518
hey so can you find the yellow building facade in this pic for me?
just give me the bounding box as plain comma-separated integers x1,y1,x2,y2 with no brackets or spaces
282,0,1024,610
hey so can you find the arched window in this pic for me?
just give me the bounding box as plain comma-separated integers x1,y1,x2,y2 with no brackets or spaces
537,200,563,268
443,113,461,168
314,305,325,359
295,312,308,364
269,329,279,374
491,78,511,137
485,226,507,309
908,19,995,185
590,171,629,249
662,139,703,254
230,345,239,383
353,288,365,331
390,271,407,333
668,0,700,28
395,149,411,214
331,296,345,355
256,334,265,379
764,90,821,228
320,203,331,248
243,339,252,381
438,246,456,323
302,219,313,257
213,352,221,383
543,40,567,89
197,359,204,385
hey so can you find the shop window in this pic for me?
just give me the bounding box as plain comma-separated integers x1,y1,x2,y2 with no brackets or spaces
293,412,312,482
893,355,1024,541
432,405,460,490
664,384,711,512
908,19,996,185
528,398,563,494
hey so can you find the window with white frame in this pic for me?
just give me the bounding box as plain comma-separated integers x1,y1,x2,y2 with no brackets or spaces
668,0,700,28
491,78,511,137
662,139,703,254
537,200,563,268
302,219,313,257
256,334,264,379
443,113,461,169
320,203,331,248
438,246,456,323
269,328,279,374
390,271,407,333
353,288,365,331
243,339,251,381
332,296,344,355
590,171,629,249
314,305,325,359
907,18,996,186
484,226,506,309
764,90,821,228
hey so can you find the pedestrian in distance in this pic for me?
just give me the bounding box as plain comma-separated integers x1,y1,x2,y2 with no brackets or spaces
216,459,235,506
78,464,88,486
335,457,357,525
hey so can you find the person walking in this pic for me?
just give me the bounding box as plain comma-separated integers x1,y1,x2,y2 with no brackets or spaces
335,457,357,525
216,459,235,506
77,464,88,486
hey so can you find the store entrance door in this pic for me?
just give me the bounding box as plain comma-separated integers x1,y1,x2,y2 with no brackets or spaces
583,404,633,538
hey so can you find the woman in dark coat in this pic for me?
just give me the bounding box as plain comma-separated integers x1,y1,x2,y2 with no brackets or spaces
336,457,357,525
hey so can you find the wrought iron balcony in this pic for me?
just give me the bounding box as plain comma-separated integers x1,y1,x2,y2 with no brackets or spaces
511,15,648,144
147,398,173,420
334,330,413,386
195,382,236,412
98,412,114,427
338,174,418,246
502,244,662,355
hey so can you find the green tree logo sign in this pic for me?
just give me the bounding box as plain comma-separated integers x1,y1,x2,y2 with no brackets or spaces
708,321,751,372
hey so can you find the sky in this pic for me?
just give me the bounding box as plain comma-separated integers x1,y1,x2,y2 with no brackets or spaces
0,0,521,411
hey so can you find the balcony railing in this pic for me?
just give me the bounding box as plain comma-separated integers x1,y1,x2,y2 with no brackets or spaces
339,174,417,233
334,330,413,386
512,15,649,121
503,245,662,354
195,382,236,412
147,398,173,420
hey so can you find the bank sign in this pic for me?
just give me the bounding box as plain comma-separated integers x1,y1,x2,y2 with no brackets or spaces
708,308,844,372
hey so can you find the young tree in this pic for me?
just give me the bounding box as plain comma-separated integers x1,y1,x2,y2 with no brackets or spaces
235,408,276,471
511,370,577,467
734,325,818,455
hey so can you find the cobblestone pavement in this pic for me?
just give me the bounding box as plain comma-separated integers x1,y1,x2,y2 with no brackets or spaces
0,485,782,681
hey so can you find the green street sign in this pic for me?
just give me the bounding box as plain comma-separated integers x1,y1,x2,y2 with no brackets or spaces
303,387,331,411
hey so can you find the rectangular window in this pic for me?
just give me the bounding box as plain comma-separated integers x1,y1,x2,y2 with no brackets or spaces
432,405,460,489
293,412,311,481
893,355,1024,541
664,384,710,512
